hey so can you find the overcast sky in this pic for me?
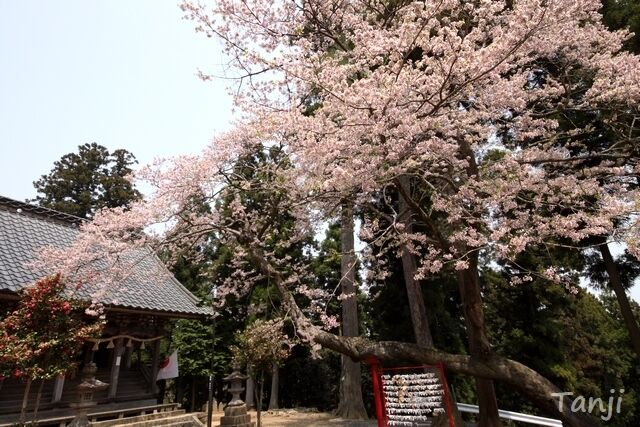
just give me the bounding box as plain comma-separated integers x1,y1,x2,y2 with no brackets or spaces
0,0,233,202
1,1,638,302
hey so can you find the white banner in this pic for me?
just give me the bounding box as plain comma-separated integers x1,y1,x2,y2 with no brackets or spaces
156,350,179,380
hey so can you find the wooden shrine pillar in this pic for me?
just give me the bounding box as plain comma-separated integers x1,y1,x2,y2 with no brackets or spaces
51,374,65,403
150,339,162,394
108,338,125,399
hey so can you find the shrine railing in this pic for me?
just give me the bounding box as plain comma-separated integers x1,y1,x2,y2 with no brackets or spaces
456,403,563,427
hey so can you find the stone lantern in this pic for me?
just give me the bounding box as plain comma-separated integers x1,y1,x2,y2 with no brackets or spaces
219,363,254,427
68,362,109,427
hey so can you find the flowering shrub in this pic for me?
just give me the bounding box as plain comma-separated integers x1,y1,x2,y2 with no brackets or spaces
0,274,104,380
231,319,294,374
231,319,295,425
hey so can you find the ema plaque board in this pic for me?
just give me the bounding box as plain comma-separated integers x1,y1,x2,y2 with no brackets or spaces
368,361,455,427
382,370,445,425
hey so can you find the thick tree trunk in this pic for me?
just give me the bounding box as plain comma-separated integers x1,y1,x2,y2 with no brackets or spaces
451,138,501,427
268,363,279,410
599,243,640,359
456,256,501,427
397,176,464,426
335,203,368,419
243,238,603,427
397,175,433,348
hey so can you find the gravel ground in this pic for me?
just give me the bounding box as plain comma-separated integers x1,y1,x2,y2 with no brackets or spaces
211,408,379,426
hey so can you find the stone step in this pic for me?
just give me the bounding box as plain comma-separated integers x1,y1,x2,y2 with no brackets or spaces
91,413,203,427
160,419,204,427
91,409,186,427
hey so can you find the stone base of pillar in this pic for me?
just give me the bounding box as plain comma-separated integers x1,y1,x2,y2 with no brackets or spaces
67,413,89,427
219,403,255,427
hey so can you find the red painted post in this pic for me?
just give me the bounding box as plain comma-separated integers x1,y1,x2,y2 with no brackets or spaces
367,357,386,427
437,363,456,427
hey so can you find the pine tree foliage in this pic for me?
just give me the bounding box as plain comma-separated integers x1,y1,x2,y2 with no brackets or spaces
32,142,141,218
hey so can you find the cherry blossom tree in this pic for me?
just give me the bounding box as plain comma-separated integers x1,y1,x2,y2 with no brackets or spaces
39,1,640,426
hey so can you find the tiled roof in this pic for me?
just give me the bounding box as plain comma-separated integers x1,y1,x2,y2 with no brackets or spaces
0,196,211,317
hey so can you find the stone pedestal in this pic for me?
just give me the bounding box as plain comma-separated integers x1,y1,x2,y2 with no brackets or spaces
218,365,255,427
68,362,109,427
220,403,254,427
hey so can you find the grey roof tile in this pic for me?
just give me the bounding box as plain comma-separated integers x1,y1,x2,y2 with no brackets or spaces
0,196,211,317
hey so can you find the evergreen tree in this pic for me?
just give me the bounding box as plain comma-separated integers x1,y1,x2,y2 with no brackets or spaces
483,249,640,427
32,142,141,218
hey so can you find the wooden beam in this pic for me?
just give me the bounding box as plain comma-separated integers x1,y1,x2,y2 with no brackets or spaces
105,306,210,320
102,325,167,339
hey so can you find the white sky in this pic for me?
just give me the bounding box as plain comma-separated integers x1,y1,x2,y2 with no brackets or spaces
1,1,638,303
0,0,233,202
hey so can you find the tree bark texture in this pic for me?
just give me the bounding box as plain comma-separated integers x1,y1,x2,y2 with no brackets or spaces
397,175,434,348
398,176,464,426
456,255,501,427
335,203,368,419
452,138,502,427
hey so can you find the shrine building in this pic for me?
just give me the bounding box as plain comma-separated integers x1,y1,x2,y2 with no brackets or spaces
0,196,211,425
